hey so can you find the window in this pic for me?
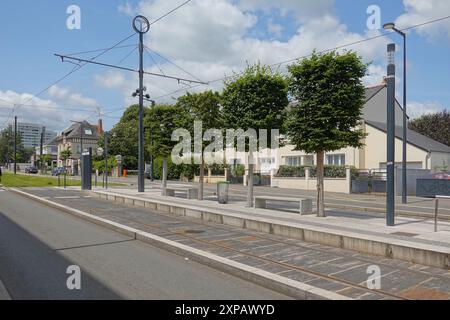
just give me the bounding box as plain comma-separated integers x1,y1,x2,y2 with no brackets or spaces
326,154,345,165
285,156,301,167
259,158,275,165
84,129,93,135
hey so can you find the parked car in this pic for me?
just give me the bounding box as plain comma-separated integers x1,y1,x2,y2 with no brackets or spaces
25,166,38,174
433,172,450,180
52,167,67,176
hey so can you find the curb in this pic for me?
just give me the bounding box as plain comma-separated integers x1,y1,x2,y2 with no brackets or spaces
10,188,350,300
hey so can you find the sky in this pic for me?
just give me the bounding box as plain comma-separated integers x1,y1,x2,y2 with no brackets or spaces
0,0,449,132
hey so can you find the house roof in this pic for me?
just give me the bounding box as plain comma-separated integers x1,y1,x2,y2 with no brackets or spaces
44,135,58,146
364,84,385,102
365,120,450,153
56,121,100,141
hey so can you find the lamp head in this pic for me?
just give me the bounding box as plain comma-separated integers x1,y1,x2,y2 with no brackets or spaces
383,22,395,30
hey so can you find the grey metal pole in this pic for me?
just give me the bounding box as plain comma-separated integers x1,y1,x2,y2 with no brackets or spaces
105,131,108,190
14,116,17,175
150,133,154,182
138,32,145,193
434,198,439,232
40,127,45,174
402,33,407,204
80,122,83,178
386,43,396,227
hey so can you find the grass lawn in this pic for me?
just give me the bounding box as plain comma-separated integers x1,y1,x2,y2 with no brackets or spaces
0,172,124,188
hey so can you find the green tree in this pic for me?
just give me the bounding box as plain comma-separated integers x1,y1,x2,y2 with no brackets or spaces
222,63,289,207
145,104,190,195
286,51,367,217
102,105,153,170
0,127,25,164
176,90,223,200
60,147,72,163
408,110,450,147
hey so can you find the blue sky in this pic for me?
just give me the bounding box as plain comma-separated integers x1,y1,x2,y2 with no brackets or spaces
0,0,449,132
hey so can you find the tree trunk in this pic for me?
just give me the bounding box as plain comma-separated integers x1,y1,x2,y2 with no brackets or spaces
161,157,168,196
198,154,204,200
316,150,325,217
246,152,254,207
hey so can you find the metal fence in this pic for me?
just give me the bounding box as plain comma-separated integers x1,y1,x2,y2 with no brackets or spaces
351,169,387,194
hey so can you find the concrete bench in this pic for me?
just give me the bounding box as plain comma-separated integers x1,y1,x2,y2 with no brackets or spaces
165,187,198,200
254,196,313,215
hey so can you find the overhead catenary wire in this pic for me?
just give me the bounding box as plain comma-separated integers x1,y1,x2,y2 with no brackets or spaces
117,45,139,64
63,44,138,57
144,47,166,76
149,0,193,26
145,45,204,82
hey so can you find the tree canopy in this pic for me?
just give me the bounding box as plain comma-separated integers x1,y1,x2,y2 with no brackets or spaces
222,63,288,138
145,104,190,159
286,51,367,154
408,110,450,147
0,127,27,164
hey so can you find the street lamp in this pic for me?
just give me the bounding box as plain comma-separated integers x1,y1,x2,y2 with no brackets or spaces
384,22,408,204
132,90,156,182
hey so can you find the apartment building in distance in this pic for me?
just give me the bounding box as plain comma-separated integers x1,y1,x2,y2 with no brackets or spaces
9,122,57,149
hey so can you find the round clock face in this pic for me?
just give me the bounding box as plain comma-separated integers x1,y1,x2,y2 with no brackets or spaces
133,15,150,34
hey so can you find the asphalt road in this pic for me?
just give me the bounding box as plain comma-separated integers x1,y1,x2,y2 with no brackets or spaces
0,190,291,300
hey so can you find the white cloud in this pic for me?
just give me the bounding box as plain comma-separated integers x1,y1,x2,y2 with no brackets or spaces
0,90,98,131
396,0,450,42
408,101,447,119
267,19,283,38
237,0,336,21
118,2,136,16
94,71,127,89
109,0,391,104
48,85,98,107
363,64,386,87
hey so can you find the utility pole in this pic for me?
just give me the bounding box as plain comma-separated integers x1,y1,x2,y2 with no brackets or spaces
386,43,396,227
105,131,109,190
383,22,408,204
40,126,46,174
14,116,17,175
150,132,154,182
137,20,146,193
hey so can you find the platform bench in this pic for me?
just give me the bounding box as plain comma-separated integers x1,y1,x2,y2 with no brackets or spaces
254,196,313,215
165,187,198,200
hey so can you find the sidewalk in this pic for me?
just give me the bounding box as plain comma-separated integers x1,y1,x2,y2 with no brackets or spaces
89,186,450,269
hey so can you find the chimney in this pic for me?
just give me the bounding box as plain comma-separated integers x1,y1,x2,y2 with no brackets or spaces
97,119,104,134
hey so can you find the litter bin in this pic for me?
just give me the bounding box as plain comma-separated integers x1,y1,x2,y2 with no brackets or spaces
217,181,230,204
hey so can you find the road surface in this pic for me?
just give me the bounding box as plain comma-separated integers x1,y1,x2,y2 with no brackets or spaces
0,190,291,300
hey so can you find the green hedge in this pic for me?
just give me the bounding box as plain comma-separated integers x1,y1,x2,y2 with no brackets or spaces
276,165,359,178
